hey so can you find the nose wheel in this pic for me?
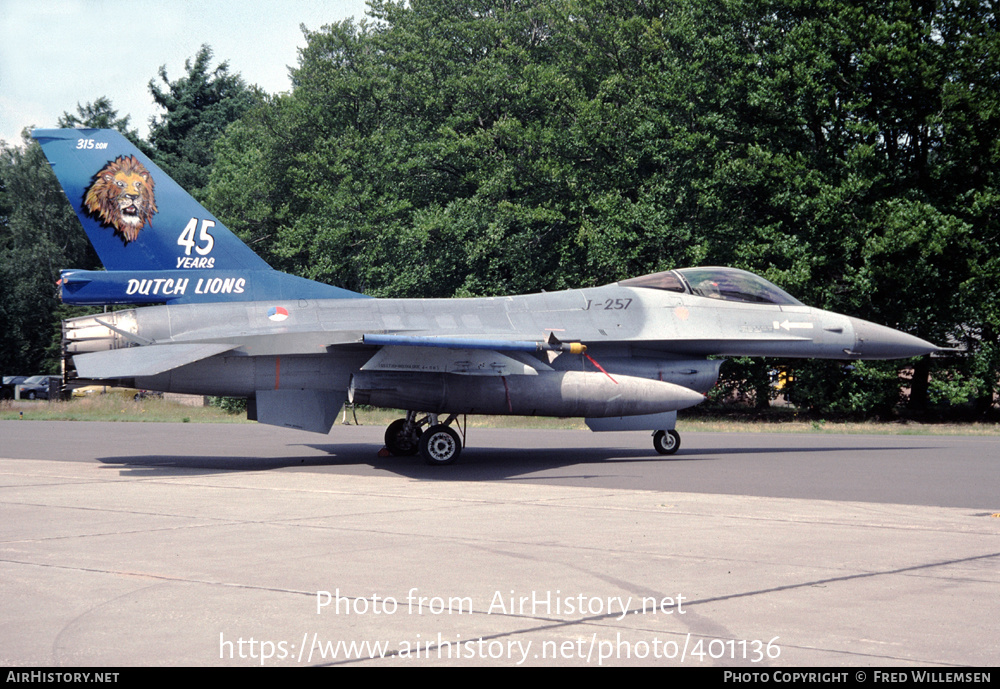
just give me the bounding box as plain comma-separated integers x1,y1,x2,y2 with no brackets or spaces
653,429,681,455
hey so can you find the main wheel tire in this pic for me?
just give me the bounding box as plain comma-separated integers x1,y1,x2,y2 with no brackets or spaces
420,424,462,465
653,429,681,455
384,418,422,456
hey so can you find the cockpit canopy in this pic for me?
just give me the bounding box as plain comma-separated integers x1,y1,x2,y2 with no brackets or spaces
619,267,803,306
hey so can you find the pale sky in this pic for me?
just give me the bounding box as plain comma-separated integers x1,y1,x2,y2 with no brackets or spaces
0,0,373,145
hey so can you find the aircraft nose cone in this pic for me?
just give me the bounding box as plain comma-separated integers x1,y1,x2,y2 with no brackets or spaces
850,318,939,359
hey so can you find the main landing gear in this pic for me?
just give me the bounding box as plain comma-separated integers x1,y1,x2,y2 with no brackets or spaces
384,411,465,465
384,413,682,464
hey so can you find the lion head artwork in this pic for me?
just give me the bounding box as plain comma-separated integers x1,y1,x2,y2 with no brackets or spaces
82,156,158,245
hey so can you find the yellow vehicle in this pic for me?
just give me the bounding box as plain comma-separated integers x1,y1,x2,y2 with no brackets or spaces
70,385,161,400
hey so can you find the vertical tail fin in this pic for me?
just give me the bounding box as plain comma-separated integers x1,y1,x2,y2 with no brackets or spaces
33,128,364,304
33,128,270,272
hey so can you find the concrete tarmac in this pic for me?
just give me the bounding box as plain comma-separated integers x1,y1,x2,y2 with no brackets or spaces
1,420,998,667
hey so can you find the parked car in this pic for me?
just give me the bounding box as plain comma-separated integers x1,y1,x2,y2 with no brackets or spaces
15,375,61,400
1,376,29,400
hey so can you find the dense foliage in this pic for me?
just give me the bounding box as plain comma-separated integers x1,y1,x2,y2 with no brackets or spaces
148,45,256,199
2,0,998,417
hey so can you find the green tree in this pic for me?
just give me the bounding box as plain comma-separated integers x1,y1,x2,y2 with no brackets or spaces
0,131,97,374
0,99,135,374
57,96,138,140
206,0,1000,416
148,45,255,198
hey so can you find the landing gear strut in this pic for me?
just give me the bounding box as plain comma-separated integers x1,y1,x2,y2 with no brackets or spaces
384,412,465,465
384,417,421,456
652,429,681,455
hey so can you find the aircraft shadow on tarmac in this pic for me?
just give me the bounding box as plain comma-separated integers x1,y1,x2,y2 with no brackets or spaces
95,440,930,481
95,443,654,478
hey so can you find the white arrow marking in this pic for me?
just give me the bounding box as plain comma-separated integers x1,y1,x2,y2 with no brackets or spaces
773,320,815,331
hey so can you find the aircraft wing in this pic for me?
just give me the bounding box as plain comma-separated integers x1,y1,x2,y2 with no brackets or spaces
360,345,548,377
361,334,583,353
357,333,585,376
72,343,237,379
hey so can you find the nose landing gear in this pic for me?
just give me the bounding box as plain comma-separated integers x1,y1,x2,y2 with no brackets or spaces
652,429,681,455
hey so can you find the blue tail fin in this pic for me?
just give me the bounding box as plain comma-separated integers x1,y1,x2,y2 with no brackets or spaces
32,128,364,304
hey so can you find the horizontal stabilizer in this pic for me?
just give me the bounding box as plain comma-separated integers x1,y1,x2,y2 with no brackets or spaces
73,343,236,379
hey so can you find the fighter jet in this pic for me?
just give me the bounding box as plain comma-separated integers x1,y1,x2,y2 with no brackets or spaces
34,128,939,464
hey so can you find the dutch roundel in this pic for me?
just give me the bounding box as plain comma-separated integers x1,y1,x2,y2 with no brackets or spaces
267,306,289,322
